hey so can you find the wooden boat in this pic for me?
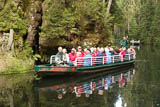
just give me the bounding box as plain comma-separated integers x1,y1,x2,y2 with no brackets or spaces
35,53,135,76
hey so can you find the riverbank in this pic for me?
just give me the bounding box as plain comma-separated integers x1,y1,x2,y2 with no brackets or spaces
0,53,34,74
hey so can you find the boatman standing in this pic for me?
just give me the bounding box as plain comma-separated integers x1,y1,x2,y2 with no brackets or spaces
120,36,129,48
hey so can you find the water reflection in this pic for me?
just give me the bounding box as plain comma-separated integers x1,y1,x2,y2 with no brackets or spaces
1,45,160,107
34,68,135,106
0,73,35,107
115,95,123,107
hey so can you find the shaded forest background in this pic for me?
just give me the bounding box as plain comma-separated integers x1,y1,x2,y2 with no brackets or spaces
0,0,160,71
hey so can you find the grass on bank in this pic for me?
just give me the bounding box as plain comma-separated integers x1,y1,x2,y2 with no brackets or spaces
0,53,34,74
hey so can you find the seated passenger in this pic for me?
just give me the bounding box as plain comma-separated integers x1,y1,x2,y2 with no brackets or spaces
108,47,120,62
69,48,77,66
128,46,136,59
91,48,96,66
93,48,97,56
105,48,112,64
76,52,83,67
77,46,85,57
96,47,100,55
55,47,65,65
96,48,105,65
83,49,92,67
84,48,87,55
119,47,126,62
63,48,69,64
109,47,117,55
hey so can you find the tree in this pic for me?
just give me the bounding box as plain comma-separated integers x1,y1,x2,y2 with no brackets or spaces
138,0,154,43
0,0,28,52
40,0,114,47
41,0,76,46
107,0,113,13
151,2,160,44
0,1,27,32
27,0,43,54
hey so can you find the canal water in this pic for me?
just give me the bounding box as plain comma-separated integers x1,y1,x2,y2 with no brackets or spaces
0,45,160,107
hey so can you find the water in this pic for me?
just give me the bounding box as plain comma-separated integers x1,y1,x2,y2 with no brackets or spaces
0,45,160,107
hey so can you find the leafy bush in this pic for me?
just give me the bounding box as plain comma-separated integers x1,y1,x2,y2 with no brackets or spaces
0,53,34,74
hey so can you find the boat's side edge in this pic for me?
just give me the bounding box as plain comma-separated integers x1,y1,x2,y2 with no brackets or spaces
35,60,134,75
75,60,134,72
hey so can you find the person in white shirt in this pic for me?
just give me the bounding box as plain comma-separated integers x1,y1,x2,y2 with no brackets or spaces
63,48,69,64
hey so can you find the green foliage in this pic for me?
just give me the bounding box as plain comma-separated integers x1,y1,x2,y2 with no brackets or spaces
138,0,154,43
116,0,141,37
16,42,33,58
0,1,28,32
33,54,41,61
42,2,75,39
0,73,35,107
127,0,160,44
129,18,140,40
0,53,34,73
0,0,35,73
41,0,114,47
151,2,160,43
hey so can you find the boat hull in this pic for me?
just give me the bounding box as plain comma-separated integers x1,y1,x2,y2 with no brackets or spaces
35,60,134,77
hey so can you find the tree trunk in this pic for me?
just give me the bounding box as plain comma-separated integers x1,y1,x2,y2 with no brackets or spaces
107,0,113,13
156,0,157,4
27,0,43,54
128,15,130,34
7,29,14,51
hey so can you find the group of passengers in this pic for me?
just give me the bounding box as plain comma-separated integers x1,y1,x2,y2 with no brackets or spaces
55,45,136,67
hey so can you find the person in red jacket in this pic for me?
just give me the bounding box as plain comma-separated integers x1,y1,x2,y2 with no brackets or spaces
76,52,84,67
119,47,126,62
69,48,77,66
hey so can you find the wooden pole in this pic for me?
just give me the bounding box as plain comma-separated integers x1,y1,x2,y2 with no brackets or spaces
7,29,14,51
